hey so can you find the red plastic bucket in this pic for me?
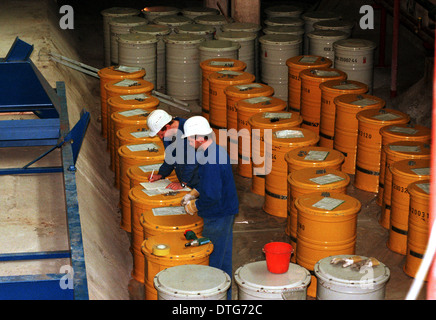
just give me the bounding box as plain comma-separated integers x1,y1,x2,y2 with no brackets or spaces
263,242,293,274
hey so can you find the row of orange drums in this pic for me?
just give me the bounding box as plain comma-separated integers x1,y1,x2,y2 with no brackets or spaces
98,66,215,300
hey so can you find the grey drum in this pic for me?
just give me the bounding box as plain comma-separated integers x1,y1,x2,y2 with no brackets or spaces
152,15,194,34
164,34,205,100
301,11,341,54
175,24,215,40
259,34,302,102
131,24,171,92
194,15,233,37
109,16,147,65
313,19,355,36
101,7,140,66
181,6,220,20
307,30,349,65
118,33,158,87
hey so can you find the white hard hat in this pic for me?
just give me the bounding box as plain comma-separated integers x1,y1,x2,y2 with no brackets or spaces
182,116,213,138
147,109,172,137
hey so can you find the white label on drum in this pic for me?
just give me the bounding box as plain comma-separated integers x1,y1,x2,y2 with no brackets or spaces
310,173,345,185
332,83,361,90
411,167,430,176
312,197,345,210
126,143,159,152
299,56,318,63
209,61,235,67
120,93,149,100
114,79,140,87
388,126,418,135
389,145,421,153
305,151,329,161
115,65,143,73
139,163,162,173
351,98,378,106
312,70,340,77
130,130,151,138
118,108,148,117
263,112,292,119
244,96,272,104
275,129,304,139
372,113,401,121
152,206,187,216
217,70,243,76
234,83,263,91
416,183,430,194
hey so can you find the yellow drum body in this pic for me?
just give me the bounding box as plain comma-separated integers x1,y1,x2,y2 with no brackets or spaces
200,58,246,120
208,71,255,146
318,80,368,148
129,186,188,284
287,168,350,261
379,141,430,229
378,124,431,206
286,55,332,112
118,142,165,232
285,146,345,173
105,78,154,148
97,66,146,138
111,109,151,179
141,233,213,300
299,67,347,134
295,192,361,298
249,111,303,196
404,180,430,279
387,159,430,255
333,94,385,174
235,97,287,177
354,108,410,192
263,128,319,217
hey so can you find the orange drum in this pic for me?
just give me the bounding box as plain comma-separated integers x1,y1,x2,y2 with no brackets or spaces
208,71,255,146
127,164,178,189
404,180,430,279
200,58,246,120
108,94,159,154
286,55,332,112
318,80,368,148
111,108,151,177
287,168,350,261
378,124,431,206
263,128,319,218
118,142,165,232
235,97,287,177
249,111,303,196
387,159,430,255
333,94,385,174
295,191,361,298
98,66,146,138
129,187,189,284
285,146,345,173
379,141,430,230
141,233,213,300
299,67,347,134
354,108,410,192
115,126,162,188
225,83,274,159
105,78,154,144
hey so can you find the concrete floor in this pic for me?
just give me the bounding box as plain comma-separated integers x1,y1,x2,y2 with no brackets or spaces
0,0,431,300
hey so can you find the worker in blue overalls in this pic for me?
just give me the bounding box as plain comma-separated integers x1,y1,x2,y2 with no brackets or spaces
147,109,199,190
180,116,239,300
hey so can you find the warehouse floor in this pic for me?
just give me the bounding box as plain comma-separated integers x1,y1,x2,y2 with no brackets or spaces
0,0,431,300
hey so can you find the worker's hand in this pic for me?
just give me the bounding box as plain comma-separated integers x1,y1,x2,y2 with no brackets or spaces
181,188,200,206
148,173,162,182
184,200,198,215
166,182,183,190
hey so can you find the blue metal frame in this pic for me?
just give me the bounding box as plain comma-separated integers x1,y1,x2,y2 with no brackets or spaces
0,38,89,300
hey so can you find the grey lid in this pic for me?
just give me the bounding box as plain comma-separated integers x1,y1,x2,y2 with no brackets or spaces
110,16,148,27
333,38,377,50
302,11,342,21
264,16,305,27
194,14,230,25
142,6,179,15
259,34,302,45
216,31,257,41
131,24,171,36
152,14,193,26
264,5,304,17
263,25,305,36
164,33,205,44
221,22,262,33
118,33,158,44
101,7,140,17
175,24,215,35
182,6,220,15
313,19,355,30
307,30,349,39
199,39,240,51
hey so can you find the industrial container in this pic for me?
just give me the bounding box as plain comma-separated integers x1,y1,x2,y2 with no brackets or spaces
301,11,341,54
307,30,349,65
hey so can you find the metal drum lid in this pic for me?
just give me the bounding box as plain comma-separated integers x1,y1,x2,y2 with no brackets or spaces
208,70,254,84
129,184,186,207
225,83,274,98
314,255,390,286
142,6,179,18
264,17,305,28
313,19,355,31
98,66,146,79
217,31,257,42
110,16,147,27
154,265,230,297
259,34,301,45
118,141,165,161
285,146,345,168
112,108,150,124
384,141,431,159
380,123,431,141
234,261,311,292
408,179,430,200
263,26,305,36
249,111,302,129
199,39,240,52
333,38,377,51
307,29,349,40
164,33,205,44
108,94,159,109
299,67,347,81
265,5,303,18
334,93,385,110
237,97,286,113
271,128,319,147
175,24,215,35
194,14,230,26
356,108,410,125
302,11,341,22
222,22,262,33
390,159,431,179
117,126,159,142
118,33,158,44
288,167,350,189
141,206,203,231
101,7,140,17
153,14,193,27
294,191,360,216
131,24,171,36
200,58,246,71
181,6,220,17
286,55,332,69
320,79,368,94
105,78,154,94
